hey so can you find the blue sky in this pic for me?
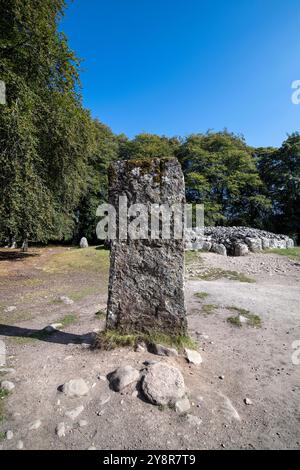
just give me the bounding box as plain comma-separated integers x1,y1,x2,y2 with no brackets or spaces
60,0,300,147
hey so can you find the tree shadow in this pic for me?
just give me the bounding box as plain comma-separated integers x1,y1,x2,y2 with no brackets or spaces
0,250,39,262
0,324,95,346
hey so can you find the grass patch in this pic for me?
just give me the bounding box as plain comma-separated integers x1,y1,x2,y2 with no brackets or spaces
201,304,218,315
0,388,10,423
68,286,99,302
59,314,77,328
227,307,262,328
194,292,210,300
265,247,300,261
196,268,255,283
43,247,109,274
95,329,197,352
185,251,203,266
0,431,5,440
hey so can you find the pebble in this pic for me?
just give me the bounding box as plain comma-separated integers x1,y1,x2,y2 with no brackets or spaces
0,380,15,392
244,397,253,406
65,405,84,420
56,422,66,438
78,420,88,427
28,419,42,430
60,378,89,397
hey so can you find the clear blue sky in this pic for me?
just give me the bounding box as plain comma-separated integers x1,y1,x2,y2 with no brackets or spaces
60,0,300,147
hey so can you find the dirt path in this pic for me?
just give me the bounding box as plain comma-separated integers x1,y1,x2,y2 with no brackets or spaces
0,248,299,450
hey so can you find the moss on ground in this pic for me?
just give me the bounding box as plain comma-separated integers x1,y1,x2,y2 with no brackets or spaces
196,268,255,283
227,306,262,328
194,291,210,300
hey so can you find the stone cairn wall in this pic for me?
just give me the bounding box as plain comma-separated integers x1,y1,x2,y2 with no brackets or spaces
185,226,295,256
106,158,187,334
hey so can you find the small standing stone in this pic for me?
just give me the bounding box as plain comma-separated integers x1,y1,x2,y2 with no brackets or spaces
79,237,89,248
6,430,14,440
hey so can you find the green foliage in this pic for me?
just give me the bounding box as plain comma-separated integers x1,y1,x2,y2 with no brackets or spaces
257,134,300,241
119,133,181,161
177,131,272,227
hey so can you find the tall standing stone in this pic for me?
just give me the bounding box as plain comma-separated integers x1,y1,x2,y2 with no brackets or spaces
106,157,187,335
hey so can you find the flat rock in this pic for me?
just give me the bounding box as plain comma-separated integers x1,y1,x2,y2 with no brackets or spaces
184,349,203,365
65,405,84,420
4,306,16,313
78,419,88,427
142,363,186,406
109,366,140,392
150,344,178,357
60,378,89,397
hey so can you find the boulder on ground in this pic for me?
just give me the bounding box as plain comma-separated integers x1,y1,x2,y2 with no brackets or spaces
142,363,186,406
211,243,227,256
149,343,178,357
109,365,140,392
234,243,249,257
60,378,89,397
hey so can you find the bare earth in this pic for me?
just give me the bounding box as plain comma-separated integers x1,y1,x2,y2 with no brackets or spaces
0,247,299,450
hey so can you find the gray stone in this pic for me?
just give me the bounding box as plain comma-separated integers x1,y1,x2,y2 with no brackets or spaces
202,241,212,252
0,380,15,391
234,243,249,257
106,158,186,335
244,397,253,405
142,363,186,406
55,422,66,437
185,349,203,365
6,430,13,440
261,238,270,250
61,378,89,398
28,419,42,430
78,420,88,427
211,243,227,256
65,405,84,420
58,295,74,305
109,366,140,392
79,237,89,248
245,237,262,252
16,440,24,450
4,306,17,313
175,397,191,414
150,343,178,357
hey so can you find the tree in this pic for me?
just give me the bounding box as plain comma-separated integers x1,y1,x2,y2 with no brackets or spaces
257,134,300,241
119,133,181,161
0,0,94,246
177,131,271,227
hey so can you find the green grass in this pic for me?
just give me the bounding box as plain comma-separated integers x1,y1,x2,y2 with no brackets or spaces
43,247,109,274
68,286,99,302
196,268,255,283
0,431,5,440
194,292,210,300
185,251,203,265
265,247,300,261
0,388,10,423
201,304,218,315
95,329,197,352
59,314,77,328
227,306,262,328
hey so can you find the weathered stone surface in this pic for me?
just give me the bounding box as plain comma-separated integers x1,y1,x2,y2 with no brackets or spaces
109,365,140,392
149,343,178,357
79,237,89,248
175,397,191,413
60,378,89,398
185,226,294,256
142,363,186,406
65,405,84,420
211,243,227,256
234,243,249,257
106,158,186,334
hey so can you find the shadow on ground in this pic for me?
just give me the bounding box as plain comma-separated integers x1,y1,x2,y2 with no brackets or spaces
0,324,95,346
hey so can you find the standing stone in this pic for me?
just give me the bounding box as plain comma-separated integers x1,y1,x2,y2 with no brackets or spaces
106,158,187,334
79,237,89,248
